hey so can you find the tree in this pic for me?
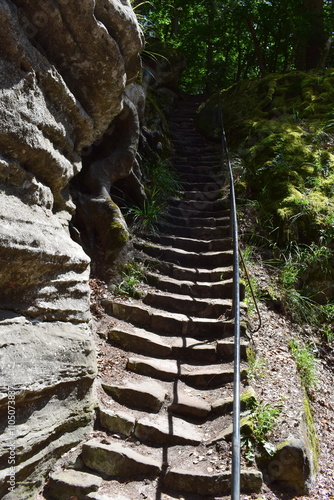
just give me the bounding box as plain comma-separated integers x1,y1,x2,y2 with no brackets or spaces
136,0,334,93
295,0,327,70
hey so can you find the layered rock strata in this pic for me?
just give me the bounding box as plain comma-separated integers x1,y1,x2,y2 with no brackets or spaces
0,1,143,498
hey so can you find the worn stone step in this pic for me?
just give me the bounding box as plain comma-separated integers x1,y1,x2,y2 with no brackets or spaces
179,172,224,184
140,257,234,282
172,162,219,174
108,324,172,358
163,468,262,496
146,272,240,299
108,325,217,363
172,337,248,363
164,213,230,228
143,290,232,318
134,413,203,446
207,416,255,445
181,180,224,192
180,188,222,201
135,241,233,269
173,164,221,175
108,322,247,363
127,356,247,389
98,406,136,436
211,387,257,417
101,378,167,413
103,299,241,338
98,406,203,447
169,197,228,211
158,222,230,240
46,469,103,500
146,234,232,253
168,391,211,420
173,151,219,159
82,439,162,479
168,205,229,220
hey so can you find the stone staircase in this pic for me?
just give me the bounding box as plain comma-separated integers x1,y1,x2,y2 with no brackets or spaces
44,97,262,500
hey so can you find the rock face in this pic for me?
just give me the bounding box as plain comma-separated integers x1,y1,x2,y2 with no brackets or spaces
0,1,143,498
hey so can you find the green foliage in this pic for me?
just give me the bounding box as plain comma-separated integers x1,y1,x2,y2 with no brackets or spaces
127,159,181,234
134,0,334,92
246,346,268,381
199,72,334,341
145,159,181,197
241,399,282,463
288,338,318,395
251,402,282,443
198,72,334,248
115,262,147,298
303,396,320,473
276,242,334,336
127,188,166,234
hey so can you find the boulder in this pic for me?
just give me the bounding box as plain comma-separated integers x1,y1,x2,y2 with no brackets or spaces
266,438,314,495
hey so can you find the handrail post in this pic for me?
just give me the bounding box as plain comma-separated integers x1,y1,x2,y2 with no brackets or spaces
218,92,241,500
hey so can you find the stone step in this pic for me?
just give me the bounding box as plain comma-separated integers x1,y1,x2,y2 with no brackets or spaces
101,378,167,413
46,469,103,500
108,324,247,363
98,406,203,446
168,197,229,214
81,439,162,479
172,161,219,172
108,324,172,358
127,356,247,389
168,205,229,219
173,154,217,163
134,413,203,446
168,390,211,420
181,182,225,193
173,163,221,174
143,290,232,318
146,272,239,299
207,416,255,445
137,257,234,282
134,241,233,269
163,468,262,496
211,387,257,417
103,299,241,339
158,221,230,240
146,234,232,253
173,157,220,167
109,325,216,363
164,213,230,228
178,172,224,184
98,406,136,436
180,188,222,201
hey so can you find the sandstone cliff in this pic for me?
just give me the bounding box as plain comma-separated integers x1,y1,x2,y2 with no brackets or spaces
0,1,143,498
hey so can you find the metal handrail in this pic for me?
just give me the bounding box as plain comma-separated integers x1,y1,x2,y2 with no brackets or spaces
218,92,241,500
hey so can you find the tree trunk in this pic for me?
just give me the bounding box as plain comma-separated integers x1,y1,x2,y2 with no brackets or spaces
295,0,326,70
246,18,267,76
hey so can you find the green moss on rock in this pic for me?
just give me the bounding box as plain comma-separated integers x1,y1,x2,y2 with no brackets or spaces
302,396,320,475
196,70,334,245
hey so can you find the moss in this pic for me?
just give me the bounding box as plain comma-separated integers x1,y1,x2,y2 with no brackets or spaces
240,387,258,408
196,69,334,246
110,220,129,244
303,396,320,475
240,416,254,436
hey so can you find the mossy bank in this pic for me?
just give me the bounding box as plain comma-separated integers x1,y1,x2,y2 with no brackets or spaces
196,70,334,247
